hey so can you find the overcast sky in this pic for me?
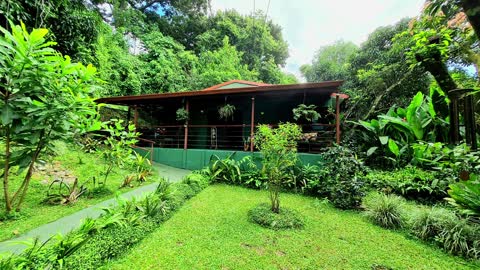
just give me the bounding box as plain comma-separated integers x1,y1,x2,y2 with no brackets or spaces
211,0,426,80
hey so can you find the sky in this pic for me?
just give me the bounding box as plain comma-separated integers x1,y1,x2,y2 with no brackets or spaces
211,0,426,80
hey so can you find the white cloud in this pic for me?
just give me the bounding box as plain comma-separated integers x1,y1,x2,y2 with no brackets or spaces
211,0,425,81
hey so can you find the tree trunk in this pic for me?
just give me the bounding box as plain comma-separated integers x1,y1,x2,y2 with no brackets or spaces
362,72,411,120
461,0,480,41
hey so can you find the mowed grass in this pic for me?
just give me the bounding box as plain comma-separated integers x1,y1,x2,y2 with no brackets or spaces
0,141,153,241
107,185,480,270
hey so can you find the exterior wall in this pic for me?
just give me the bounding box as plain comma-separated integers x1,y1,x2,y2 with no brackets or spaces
134,147,323,170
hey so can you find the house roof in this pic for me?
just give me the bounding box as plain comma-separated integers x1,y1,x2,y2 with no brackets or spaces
96,80,345,105
201,80,271,91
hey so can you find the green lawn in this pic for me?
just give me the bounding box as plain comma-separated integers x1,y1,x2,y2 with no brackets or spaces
0,142,153,241
106,185,479,270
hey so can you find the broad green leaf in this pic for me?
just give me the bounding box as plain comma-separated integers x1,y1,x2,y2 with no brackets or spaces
367,147,378,156
388,139,400,157
379,136,389,145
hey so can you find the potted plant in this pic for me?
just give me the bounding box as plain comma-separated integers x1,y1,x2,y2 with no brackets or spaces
218,104,236,121
176,108,189,122
292,104,320,123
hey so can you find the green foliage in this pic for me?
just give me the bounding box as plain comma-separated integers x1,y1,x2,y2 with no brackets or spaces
44,178,88,205
175,107,189,122
193,37,258,89
318,146,366,209
99,119,139,185
292,104,321,123
205,153,242,184
248,203,304,230
362,192,405,229
446,177,480,216
365,167,451,203
218,104,236,121
0,22,100,213
409,207,458,241
255,123,302,213
300,40,358,82
343,18,430,120
355,88,449,167
95,24,144,96
181,173,209,194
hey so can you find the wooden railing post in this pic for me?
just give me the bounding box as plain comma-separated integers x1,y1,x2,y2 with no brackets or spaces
250,96,255,152
335,94,341,145
184,100,189,150
133,105,138,132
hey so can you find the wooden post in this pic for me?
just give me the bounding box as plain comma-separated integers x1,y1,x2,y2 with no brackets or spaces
126,106,131,124
335,94,341,145
133,105,138,131
449,97,460,144
250,96,255,152
184,100,189,150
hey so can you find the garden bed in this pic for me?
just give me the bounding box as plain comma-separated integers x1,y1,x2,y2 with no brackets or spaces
0,142,153,241
106,185,479,270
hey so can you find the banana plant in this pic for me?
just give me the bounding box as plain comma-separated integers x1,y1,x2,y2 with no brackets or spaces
355,88,449,164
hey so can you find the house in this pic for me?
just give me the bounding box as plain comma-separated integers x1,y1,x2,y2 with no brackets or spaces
96,80,348,169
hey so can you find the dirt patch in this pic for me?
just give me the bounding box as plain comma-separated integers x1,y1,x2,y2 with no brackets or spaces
35,161,77,185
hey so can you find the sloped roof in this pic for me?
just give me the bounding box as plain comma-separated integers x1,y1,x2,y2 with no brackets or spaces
201,80,272,91
96,80,345,105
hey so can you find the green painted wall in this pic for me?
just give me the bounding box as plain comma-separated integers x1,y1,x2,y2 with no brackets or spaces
134,147,323,170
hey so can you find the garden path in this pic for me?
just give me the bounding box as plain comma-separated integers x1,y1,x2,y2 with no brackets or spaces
0,163,190,254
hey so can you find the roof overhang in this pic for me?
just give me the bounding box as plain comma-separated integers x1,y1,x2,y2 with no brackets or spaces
96,80,345,106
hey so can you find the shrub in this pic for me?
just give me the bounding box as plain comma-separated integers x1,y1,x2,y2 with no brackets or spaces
365,167,451,203
293,162,321,193
181,173,210,194
446,177,480,216
318,146,366,209
362,192,405,229
408,206,480,259
67,219,158,269
409,207,458,241
248,203,304,230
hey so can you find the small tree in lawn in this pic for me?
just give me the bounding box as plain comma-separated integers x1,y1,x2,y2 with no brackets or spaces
99,119,139,186
0,22,100,214
255,123,302,213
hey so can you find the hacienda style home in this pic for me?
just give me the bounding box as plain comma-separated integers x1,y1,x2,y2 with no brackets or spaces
97,80,349,169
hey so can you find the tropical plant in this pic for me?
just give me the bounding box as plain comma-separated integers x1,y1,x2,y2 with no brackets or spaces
175,107,189,122
99,119,139,186
292,104,321,123
205,153,242,183
0,22,100,213
44,178,88,205
355,88,449,167
409,206,458,241
318,146,366,209
362,192,405,229
218,104,236,120
255,123,302,213
446,177,480,216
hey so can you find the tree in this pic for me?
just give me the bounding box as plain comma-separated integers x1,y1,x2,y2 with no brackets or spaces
0,23,100,213
192,37,258,89
301,40,358,82
255,124,301,213
347,19,431,120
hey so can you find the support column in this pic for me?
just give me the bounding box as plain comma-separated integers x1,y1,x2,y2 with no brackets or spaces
465,94,477,150
184,100,189,150
126,106,131,124
335,94,341,145
449,97,460,144
133,105,138,131
250,96,255,152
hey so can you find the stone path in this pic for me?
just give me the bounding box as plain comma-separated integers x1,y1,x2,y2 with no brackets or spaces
0,163,190,254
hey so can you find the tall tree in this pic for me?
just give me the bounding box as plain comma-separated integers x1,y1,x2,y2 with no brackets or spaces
300,40,358,82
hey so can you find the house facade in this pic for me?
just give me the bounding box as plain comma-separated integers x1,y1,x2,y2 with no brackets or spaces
97,80,348,169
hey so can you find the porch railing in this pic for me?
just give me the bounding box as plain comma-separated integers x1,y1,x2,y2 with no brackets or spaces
136,123,336,154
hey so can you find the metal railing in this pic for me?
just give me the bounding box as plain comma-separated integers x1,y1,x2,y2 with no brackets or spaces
135,123,336,153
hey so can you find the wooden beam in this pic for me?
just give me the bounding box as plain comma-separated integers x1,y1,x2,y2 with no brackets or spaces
184,100,189,150
335,94,341,145
250,96,255,152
